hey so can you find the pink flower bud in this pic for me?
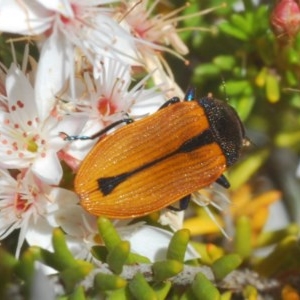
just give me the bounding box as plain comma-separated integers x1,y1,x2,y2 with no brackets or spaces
271,0,300,39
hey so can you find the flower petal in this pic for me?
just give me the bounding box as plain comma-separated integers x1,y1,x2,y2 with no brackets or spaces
45,114,88,151
26,217,53,250
0,0,52,35
55,205,96,237
31,149,62,185
35,27,72,121
36,0,74,16
6,63,38,129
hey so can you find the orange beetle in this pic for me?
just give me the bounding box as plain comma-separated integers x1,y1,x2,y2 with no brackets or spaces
64,88,245,218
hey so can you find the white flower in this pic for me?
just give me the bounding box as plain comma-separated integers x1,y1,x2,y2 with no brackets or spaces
0,0,139,119
0,166,100,262
62,56,165,163
0,63,85,184
86,56,165,119
0,169,55,257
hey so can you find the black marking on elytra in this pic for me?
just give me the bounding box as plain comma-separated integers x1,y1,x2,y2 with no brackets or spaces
98,129,214,196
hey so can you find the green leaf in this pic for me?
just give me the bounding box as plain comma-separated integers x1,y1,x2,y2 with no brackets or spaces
126,252,151,264
266,72,280,103
97,217,122,252
229,149,270,190
40,248,68,271
106,287,129,300
152,282,172,300
52,228,77,269
220,291,233,300
237,96,255,121
231,14,252,36
167,229,190,262
60,260,93,293
15,247,41,298
213,55,236,71
225,80,251,96
212,254,242,280
107,241,130,274
193,63,220,79
191,273,220,300
243,285,258,299
179,288,197,300
255,67,268,87
69,286,86,300
234,216,252,259
0,247,18,269
219,22,248,41
128,273,157,300
15,247,40,281
94,273,127,291
285,70,298,86
152,260,183,281
91,246,108,262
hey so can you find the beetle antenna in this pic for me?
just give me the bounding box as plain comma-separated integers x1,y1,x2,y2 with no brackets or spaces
61,116,134,141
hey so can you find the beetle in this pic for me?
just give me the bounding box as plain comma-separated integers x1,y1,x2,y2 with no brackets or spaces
63,88,245,219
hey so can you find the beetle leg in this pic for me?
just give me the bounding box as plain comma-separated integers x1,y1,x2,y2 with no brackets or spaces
215,174,230,189
167,195,191,211
61,117,134,141
158,96,180,110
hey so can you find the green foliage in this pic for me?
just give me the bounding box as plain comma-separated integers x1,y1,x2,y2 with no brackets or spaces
152,260,183,281
0,219,279,299
212,254,242,281
233,216,252,259
191,273,220,300
166,228,190,262
94,273,127,291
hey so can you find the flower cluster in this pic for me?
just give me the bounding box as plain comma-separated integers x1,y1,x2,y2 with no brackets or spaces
0,0,210,262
